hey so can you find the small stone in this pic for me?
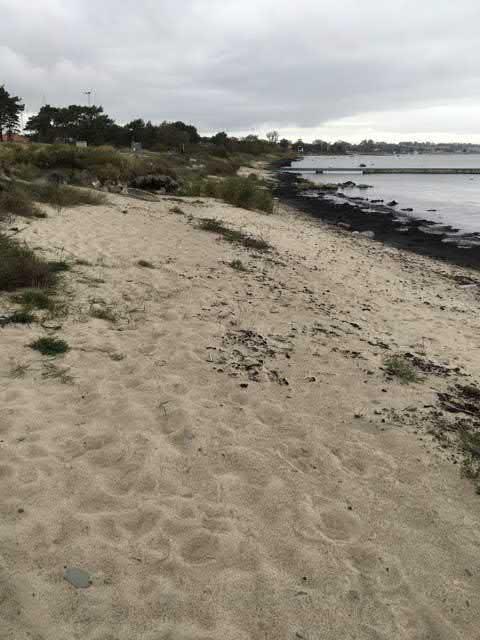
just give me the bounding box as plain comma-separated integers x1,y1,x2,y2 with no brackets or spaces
17,508,24,514
64,567,92,589
240,383,249,389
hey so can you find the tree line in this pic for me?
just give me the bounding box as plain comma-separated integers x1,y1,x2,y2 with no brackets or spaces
4,84,474,155
24,102,283,154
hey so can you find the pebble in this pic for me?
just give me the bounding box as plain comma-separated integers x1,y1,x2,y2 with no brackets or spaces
64,567,92,589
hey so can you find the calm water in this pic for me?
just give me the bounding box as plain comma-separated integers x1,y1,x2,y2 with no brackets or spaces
291,154,480,234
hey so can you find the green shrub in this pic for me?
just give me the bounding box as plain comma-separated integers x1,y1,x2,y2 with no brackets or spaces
0,143,177,185
30,336,70,356
205,158,239,176
0,310,35,326
384,355,419,384
229,259,248,271
25,183,105,209
12,289,53,310
180,178,204,197
94,162,123,184
204,179,218,197
13,163,42,181
180,176,273,213
0,234,54,291
48,260,71,273
0,183,41,218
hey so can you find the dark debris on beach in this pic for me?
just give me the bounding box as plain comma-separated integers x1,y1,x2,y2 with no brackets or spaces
275,170,480,270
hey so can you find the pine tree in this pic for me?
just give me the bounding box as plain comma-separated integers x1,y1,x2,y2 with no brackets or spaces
0,85,24,141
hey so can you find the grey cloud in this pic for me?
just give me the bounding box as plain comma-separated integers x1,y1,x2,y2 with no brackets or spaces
2,0,480,139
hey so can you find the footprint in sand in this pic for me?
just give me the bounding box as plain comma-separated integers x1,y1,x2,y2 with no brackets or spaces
294,500,362,544
347,544,410,595
180,530,220,565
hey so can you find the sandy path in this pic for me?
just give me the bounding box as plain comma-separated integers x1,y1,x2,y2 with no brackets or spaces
1,193,479,639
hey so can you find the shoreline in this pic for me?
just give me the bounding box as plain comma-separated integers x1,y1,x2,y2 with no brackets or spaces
275,169,480,271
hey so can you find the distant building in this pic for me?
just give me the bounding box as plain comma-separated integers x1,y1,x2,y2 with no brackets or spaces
76,141,88,148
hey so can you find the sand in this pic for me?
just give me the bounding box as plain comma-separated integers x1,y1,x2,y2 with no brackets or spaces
1,189,479,639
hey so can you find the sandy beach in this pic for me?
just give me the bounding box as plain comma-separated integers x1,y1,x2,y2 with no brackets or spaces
1,187,480,639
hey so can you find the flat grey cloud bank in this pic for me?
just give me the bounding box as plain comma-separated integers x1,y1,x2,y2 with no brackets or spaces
2,0,480,140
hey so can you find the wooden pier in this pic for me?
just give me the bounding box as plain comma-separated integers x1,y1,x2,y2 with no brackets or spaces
287,167,480,175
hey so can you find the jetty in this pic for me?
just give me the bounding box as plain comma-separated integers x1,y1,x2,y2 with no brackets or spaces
287,167,480,175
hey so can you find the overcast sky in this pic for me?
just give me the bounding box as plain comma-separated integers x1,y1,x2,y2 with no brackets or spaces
2,0,480,142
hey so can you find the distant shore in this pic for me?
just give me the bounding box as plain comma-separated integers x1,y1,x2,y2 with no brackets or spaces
275,170,480,271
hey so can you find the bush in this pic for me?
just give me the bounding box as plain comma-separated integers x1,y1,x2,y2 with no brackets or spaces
180,176,273,213
0,233,55,291
0,183,41,218
47,260,71,273
384,355,419,384
0,310,35,326
0,143,177,185
94,162,123,184
13,163,42,181
12,289,53,310
30,336,69,356
229,259,248,271
179,178,204,197
205,158,239,176
25,183,105,209
218,176,274,213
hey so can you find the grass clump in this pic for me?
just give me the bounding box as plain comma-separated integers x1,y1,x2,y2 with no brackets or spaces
48,260,71,273
0,310,35,327
30,336,69,356
198,218,271,252
12,289,53,310
229,259,248,272
0,233,55,292
0,183,42,218
384,355,419,384
25,183,105,210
